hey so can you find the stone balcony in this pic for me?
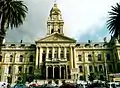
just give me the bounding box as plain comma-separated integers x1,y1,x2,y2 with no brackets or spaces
46,58,67,62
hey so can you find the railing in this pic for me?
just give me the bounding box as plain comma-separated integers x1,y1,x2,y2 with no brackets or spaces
46,58,67,62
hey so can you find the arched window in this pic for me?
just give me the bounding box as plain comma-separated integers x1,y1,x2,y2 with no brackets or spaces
79,66,83,72
0,55,2,62
19,55,23,62
29,66,33,74
30,55,33,62
10,55,13,62
18,66,22,72
51,29,54,34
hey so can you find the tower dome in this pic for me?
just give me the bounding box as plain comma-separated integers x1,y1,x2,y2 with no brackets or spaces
50,3,61,15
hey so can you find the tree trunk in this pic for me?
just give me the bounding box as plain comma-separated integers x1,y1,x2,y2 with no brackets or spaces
0,36,4,54
0,15,6,55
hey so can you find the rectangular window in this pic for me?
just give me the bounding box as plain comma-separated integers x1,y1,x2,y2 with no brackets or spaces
67,53,70,61
89,65,93,72
54,53,58,58
78,55,82,61
99,65,103,72
60,53,64,59
88,55,92,61
98,54,102,61
79,76,84,80
49,54,52,59
18,67,22,72
42,53,46,61
7,77,12,83
19,55,23,62
79,66,83,72
106,53,110,60
8,66,12,74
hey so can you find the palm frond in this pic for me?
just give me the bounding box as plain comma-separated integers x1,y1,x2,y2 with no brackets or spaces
107,3,120,38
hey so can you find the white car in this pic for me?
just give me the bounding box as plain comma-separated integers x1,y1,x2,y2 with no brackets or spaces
0,82,9,88
108,82,120,88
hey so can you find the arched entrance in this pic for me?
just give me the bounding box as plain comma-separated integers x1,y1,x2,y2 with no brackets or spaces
54,67,59,79
61,67,65,79
48,66,53,79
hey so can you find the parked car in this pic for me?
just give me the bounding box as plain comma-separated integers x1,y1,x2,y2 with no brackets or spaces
12,84,27,88
0,82,10,88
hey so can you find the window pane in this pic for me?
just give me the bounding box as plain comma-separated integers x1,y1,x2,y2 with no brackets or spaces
88,55,92,61
18,66,22,72
8,66,12,74
79,66,83,72
19,55,23,62
42,53,46,61
98,54,102,61
78,55,82,61
106,53,110,60
30,55,33,62
67,53,70,61
10,55,13,62
89,65,93,72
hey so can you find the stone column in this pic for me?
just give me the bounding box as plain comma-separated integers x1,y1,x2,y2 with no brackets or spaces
73,47,77,68
36,47,39,69
59,66,61,79
46,47,49,59
52,47,54,59
64,47,66,59
58,47,60,60
46,66,48,79
39,47,42,64
70,47,73,69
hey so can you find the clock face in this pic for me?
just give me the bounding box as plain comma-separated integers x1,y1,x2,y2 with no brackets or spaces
53,15,57,20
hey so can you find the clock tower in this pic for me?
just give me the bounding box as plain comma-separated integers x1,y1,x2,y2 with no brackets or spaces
47,3,64,35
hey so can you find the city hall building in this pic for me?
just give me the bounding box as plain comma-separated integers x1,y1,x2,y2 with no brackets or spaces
0,3,120,83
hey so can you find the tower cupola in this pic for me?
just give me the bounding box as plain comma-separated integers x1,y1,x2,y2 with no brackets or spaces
47,3,64,35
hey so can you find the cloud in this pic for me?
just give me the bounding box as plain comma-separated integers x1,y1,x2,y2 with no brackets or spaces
5,0,120,43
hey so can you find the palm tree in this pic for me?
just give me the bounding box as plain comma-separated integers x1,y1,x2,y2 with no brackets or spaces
0,0,28,53
107,3,120,40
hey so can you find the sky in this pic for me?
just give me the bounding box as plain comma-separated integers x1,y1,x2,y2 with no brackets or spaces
5,0,120,43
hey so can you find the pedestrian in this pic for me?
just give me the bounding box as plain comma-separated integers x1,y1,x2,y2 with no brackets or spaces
46,80,54,88
54,80,59,88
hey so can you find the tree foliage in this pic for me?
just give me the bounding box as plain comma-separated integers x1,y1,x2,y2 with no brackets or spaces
107,3,120,39
0,0,28,53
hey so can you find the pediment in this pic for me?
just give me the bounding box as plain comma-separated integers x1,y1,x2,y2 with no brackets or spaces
36,33,76,43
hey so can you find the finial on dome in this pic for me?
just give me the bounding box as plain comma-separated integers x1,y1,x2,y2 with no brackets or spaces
54,0,57,3
54,0,57,6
